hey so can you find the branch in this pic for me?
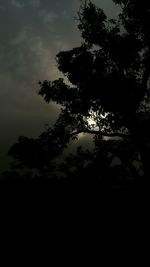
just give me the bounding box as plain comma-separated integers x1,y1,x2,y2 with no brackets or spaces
70,129,130,138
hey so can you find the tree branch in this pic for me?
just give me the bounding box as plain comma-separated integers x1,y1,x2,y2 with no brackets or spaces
70,129,130,138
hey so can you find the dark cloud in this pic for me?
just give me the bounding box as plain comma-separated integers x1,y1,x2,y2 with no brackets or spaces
0,0,118,172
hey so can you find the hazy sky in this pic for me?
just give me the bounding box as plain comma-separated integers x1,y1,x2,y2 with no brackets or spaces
0,0,119,172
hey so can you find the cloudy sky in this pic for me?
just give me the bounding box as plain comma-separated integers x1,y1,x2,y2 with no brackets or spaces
0,0,119,172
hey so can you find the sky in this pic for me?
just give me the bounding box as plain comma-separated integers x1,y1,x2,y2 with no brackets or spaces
0,0,119,172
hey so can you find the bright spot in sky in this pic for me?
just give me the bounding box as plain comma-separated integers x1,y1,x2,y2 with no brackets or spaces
78,112,108,139
78,132,86,139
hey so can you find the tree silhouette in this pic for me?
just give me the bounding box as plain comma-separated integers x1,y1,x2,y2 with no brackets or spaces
4,0,150,189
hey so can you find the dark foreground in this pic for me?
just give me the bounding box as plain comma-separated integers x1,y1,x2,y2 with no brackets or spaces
0,176,149,256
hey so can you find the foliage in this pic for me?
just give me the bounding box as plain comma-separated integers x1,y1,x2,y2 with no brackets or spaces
4,0,150,188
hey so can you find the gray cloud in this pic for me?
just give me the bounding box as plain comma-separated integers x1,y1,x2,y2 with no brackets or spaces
29,0,41,8
0,0,81,172
11,0,41,9
38,9,58,24
11,0,25,9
